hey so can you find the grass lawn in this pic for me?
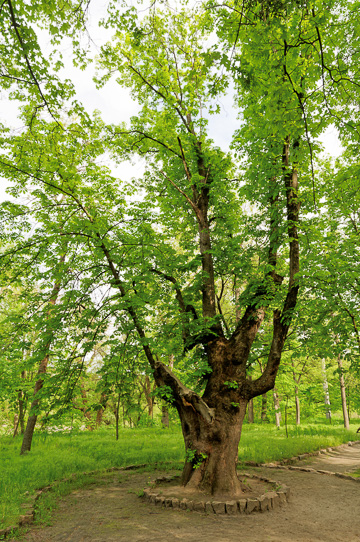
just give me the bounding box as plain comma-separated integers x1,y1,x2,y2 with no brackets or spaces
0,420,358,529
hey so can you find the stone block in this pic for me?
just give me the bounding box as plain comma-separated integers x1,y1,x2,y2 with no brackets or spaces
212,501,226,514
277,491,287,505
171,498,180,509
225,501,237,515
180,499,188,510
282,486,291,500
246,499,259,514
193,501,205,512
258,494,271,512
155,496,165,506
205,501,214,514
266,492,279,509
165,498,173,508
149,493,157,503
237,499,247,513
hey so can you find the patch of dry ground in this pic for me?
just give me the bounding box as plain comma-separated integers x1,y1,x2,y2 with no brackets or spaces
11,444,360,542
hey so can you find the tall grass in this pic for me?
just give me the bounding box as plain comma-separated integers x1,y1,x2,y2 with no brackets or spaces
0,422,357,529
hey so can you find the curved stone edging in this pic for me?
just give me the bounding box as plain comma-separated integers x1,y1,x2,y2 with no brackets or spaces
143,473,290,515
244,439,360,470
0,463,148,540
256,440,360,484
2,440,359,538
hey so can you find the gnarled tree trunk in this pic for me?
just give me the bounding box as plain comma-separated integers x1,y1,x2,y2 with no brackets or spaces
100,135,300,496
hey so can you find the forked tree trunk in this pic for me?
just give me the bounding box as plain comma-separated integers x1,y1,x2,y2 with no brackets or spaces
100,136,300,497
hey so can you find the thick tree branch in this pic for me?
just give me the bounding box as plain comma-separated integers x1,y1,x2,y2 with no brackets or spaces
154,360,215,424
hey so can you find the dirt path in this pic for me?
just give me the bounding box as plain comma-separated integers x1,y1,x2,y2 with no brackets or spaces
12,444,360,542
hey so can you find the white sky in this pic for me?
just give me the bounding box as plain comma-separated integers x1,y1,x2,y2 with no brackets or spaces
0,1,342,203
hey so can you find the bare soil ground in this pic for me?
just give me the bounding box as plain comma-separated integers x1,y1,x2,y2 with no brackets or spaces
11,444,360,542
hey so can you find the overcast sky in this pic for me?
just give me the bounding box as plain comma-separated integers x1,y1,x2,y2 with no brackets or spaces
0,1,342,203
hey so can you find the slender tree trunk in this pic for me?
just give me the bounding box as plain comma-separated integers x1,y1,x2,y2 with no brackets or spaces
115,393,121,440
291,361,301,426
294,386,300,425
20,353,50,454
161,405,169,428
273,386,281,428
247,397,254,424
18,392,26,434
337,354,350,429
95,392,107,428
143,375,154,418
161,355,174,428
321,358,332,422
261,393,268,422
20,255,65,455
13,414,19,437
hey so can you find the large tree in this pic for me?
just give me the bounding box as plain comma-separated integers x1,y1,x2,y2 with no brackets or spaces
0,0,355,496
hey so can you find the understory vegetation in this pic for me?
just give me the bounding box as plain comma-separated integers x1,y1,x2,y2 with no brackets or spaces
1,422,358,530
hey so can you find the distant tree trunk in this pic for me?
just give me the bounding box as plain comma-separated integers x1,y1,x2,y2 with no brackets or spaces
13,379,26,438
294,385,300,425
291,360,301,426
321,358,331,422
261,393,268,422
20,353,50,454
273,386,281,428
247,397,254,423
13,414,19,437
143,375,155,418
115,393,121,440
337,353,350,430
20,255,65,455
161,355,174,428
161,405,169,428
95,392,108,428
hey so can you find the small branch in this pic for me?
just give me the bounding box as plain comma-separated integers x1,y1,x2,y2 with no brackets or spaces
160,170,200,218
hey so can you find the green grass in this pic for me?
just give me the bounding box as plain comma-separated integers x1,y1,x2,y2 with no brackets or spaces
0,421,358,530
